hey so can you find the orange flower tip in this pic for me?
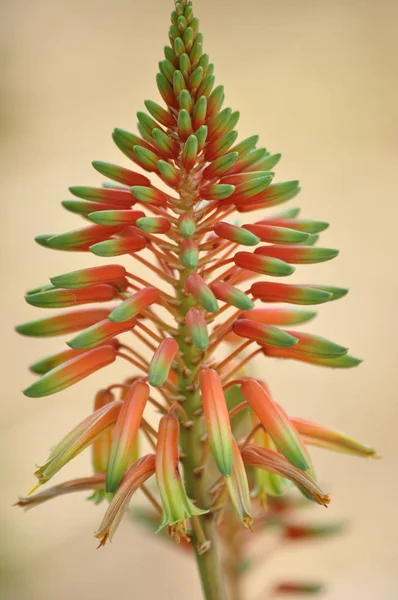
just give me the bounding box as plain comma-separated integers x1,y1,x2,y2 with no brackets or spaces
23,346,117,398
108,287,159,323
148,338,179,387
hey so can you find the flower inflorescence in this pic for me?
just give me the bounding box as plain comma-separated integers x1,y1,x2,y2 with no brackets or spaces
17,0,375,593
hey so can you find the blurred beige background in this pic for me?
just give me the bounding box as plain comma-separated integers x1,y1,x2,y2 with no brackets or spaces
1,0,397,598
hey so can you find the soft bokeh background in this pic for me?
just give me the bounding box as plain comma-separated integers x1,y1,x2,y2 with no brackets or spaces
1,0,397,598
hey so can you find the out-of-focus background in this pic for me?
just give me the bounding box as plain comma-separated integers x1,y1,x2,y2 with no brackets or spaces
1,0,397,598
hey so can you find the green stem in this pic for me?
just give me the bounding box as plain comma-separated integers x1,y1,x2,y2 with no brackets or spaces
174,184,228,599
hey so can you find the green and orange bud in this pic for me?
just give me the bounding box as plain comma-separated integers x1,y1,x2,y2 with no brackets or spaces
136,216,171,234
202,152,239,179
96,455,156,546
200,184,236,201
273,582,324,596
25,285,117,308
181,238,199,269
50,265,127,289
29,347,98,375
45,225,122,252
234,251,295,277
225,438,253,529
259,216,329,234
149,338,179,387
242,445,330,506
181,134,198,170
130,185,168,207
233,319,298,348
144,99,175,128
186,308,209,350
106,381,149,493
88,209,145,227
240,380,309,471
214,222,260,246
265,331,348,360
67,316,137,350
108,287,159,322
283,522,343,541
200,368,233,476
16,308,110,338
178,213,196,238
250,282,333,305
263,346,362,369
92,160,150,186
90,233,147,257
157,159,180,187
210,282,255,310
34,400,122,484
23,346,117,398
291,417,376,458
241,308,316,327
242,223,310,244
192,95,207,128
156,415,207,541
133,146,162,172
69,186,134,207
255,245,339,265
186,274,219,313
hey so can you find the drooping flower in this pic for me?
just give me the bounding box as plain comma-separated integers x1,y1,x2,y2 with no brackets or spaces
155,414,207,542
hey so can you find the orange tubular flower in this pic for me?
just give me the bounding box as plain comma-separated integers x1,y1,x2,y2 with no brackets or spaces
240,380,309,471
242,445,330,507
105,380,149,493
155,415,207,542
35,401,122,486
200,368,234,476
291,417,377,458
95,454,156,546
